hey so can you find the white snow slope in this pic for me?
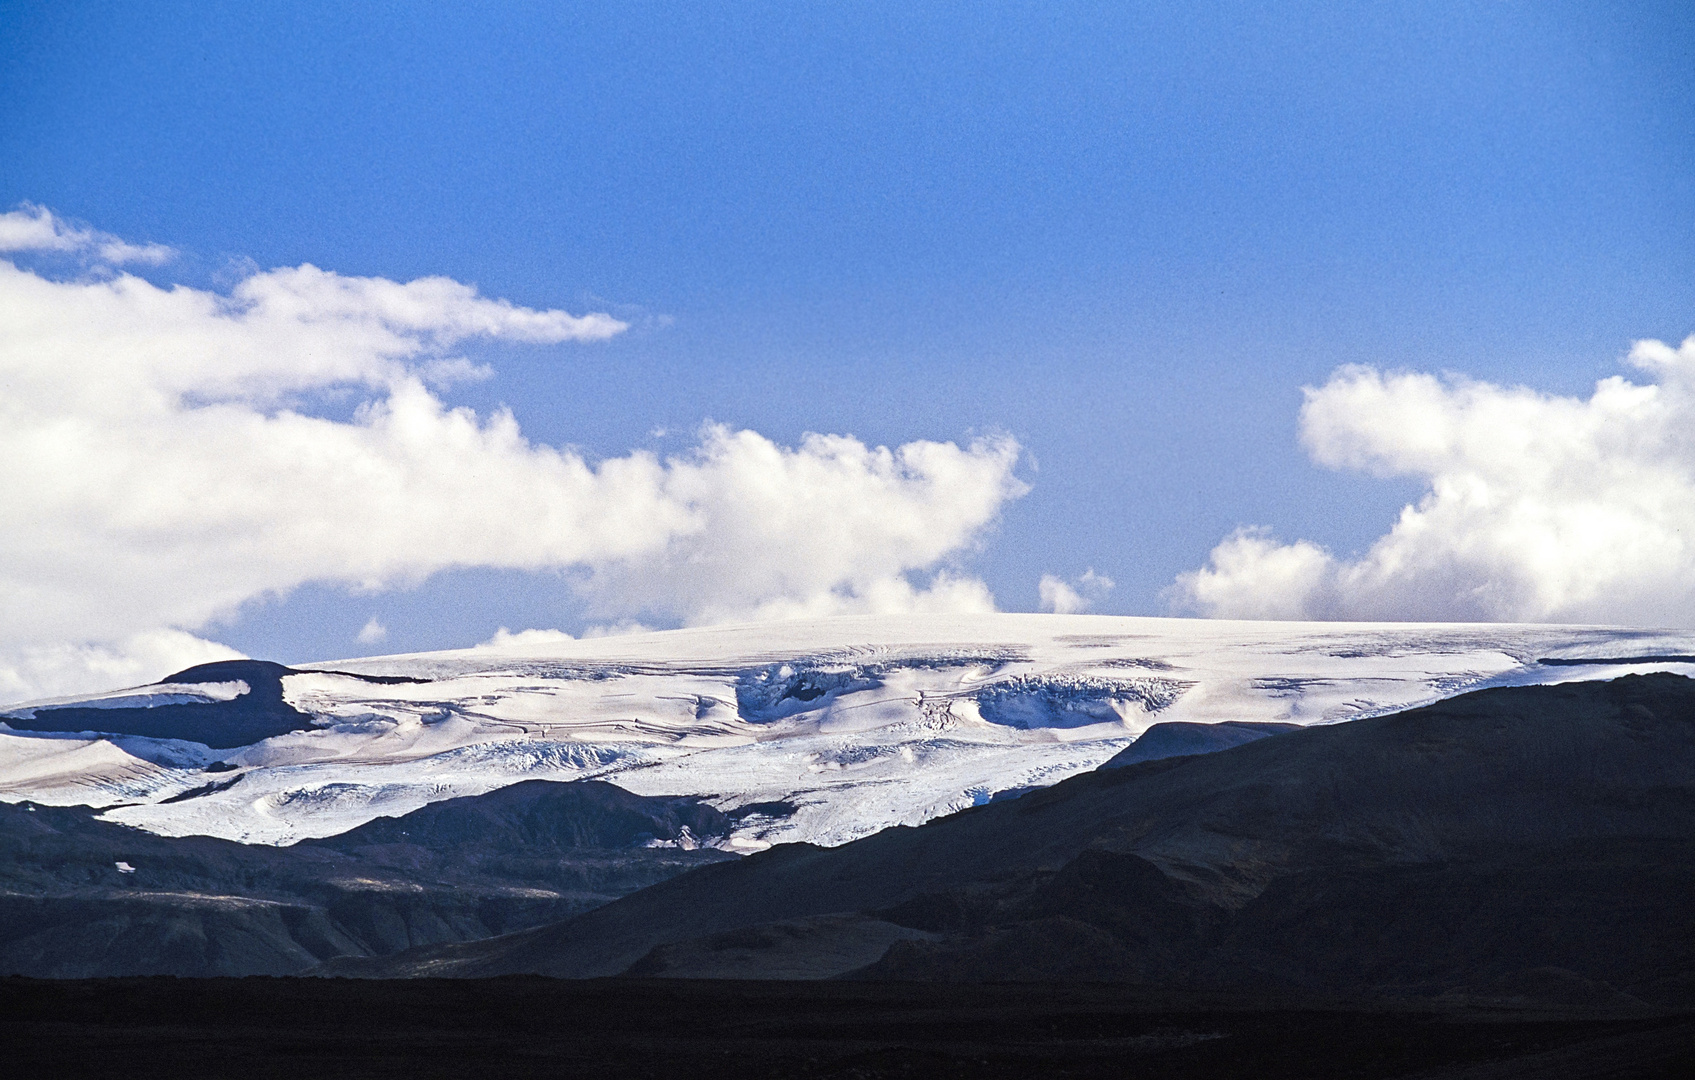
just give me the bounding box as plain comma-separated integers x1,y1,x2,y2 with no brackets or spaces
4,614,1693,848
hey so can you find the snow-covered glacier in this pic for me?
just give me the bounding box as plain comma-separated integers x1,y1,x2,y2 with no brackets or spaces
4,614,1693,848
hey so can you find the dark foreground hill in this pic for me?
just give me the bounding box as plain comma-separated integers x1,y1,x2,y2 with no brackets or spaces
0,780,732,976
333,674,1695,1009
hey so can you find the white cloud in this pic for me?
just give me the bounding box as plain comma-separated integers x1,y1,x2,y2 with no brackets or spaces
0,211,1026,700
478,627,577,650
1038,568,1115,614
1175,336,1695,625
579,431,1024,624
0,204,174,265
356,618,388,645
1038,576,1084,614
0,631,244,705
476,624,661,649
581,621,657,639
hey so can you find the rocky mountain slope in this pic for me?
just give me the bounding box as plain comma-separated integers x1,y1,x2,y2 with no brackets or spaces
333,673,1695,1008
0,780,730,976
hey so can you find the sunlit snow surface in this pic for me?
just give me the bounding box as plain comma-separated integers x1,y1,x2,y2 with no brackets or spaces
4,614,1694,847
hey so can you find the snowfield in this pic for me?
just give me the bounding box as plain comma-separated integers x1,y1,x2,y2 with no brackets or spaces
4,614,1694,848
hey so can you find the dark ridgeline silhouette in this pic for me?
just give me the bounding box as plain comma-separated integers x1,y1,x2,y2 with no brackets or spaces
4,660,315,747
332,673,1695,1012
2,660,428,748
0,780,733,976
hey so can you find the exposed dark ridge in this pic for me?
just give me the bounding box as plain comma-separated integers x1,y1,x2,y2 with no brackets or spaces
158,774,244,804
1539,655,1695,666
0,660,432,752
304,779,733,854
167,660,432,685
294,669,434,684
1101,720,1301,769
160,659,295,684
4,659,316,749
727,800,799,821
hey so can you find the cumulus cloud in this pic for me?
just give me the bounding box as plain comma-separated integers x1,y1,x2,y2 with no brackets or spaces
1176,336,1695,625
580,432,1022,624
475,622,653,650
1,631,245,707
478,628,577,650
0,204,174,265
1038,569,1115,614
0,211,1025,700
356,618,388,645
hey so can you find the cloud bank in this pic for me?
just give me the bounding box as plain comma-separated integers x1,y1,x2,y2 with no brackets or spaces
0,208,1025,700
1177,336,1695,626
1038,569,1114,614
0,204,175,266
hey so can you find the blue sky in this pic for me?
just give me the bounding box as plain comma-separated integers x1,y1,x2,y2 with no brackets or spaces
2,1,1693,667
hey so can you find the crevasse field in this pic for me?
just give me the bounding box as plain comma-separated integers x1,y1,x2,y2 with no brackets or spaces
4,614,1693,849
